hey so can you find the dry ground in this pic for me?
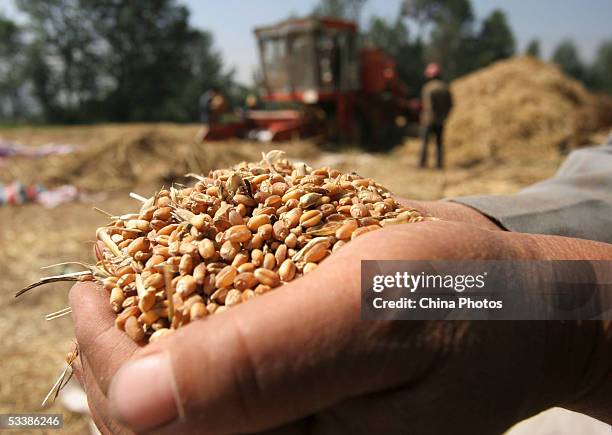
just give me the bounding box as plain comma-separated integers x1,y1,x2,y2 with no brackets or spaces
0,124,607,433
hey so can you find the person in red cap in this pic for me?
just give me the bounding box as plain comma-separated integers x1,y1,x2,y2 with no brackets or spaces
419,62,453,169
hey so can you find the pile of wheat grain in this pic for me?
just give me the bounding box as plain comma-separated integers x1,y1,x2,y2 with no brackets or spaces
445,56,611,165
21,151,429,343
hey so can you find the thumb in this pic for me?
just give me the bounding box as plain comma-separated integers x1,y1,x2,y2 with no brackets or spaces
107,227,430,434
108,267,365,434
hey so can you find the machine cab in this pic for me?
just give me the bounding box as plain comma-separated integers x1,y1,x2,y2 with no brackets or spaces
255,17,360,102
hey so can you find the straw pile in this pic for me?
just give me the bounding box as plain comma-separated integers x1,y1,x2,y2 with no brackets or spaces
0,125,319,191
445,56,612,165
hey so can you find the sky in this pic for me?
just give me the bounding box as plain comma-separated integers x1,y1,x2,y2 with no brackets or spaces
2,0,612,85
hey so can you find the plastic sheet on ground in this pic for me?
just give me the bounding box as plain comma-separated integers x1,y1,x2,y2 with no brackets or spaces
0,182,100,208
0,138,78,159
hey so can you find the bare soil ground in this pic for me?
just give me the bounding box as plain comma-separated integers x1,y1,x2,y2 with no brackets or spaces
0,123,608,433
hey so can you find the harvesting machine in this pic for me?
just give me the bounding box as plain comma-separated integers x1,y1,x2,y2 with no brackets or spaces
203,16,420,149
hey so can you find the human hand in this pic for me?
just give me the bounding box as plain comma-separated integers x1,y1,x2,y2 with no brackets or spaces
395,198,503,231
70,220,611,435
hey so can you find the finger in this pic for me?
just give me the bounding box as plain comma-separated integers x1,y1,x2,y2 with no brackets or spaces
72,351,122,435
78,348,136,435
70,281,139,392
71,354,84,386
107,223,452,434
88,400,115,435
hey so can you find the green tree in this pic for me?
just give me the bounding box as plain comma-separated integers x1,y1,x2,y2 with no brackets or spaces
551,39,585,82
400,0,443,39
312,0,367,22
0,13,26,120
475,9,515,68
591,39,612,95
426,0,476,80
83,0,199,121
17,0,101,122
366,16,425,96
25,42,55,121
179,30,235,120
525,39,541,58
17,0,233,123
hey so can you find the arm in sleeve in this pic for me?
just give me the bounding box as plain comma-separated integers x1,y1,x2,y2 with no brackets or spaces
451,136,612,243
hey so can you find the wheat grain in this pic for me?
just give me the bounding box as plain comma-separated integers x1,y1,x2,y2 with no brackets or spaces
18,150,431,343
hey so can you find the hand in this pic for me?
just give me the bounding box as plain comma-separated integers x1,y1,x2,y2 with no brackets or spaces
70,220,611,435
395,198,503,231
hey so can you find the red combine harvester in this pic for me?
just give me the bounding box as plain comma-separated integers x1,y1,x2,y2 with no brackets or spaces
203,16,420,150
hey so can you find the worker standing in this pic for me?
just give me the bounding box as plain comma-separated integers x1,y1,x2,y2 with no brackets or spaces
199,87,226,126
199,87,215,125
419,63,453,169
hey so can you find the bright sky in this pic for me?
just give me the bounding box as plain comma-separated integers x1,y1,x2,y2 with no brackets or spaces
2,0,611,85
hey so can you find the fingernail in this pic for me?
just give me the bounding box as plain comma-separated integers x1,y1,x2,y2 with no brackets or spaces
109,353,180,432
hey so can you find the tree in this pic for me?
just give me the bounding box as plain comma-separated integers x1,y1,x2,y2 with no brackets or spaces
17,0,102,122
312,0,367,22
525,39,541,58
17,0,233,123
25,42,56,121
366,16,425,96
0,13,26,120
178,29,234,120
474,9,515,68
552,39,585,82
400,0,443,39
83,0,199,121
426,0,476,80
591,39,612,95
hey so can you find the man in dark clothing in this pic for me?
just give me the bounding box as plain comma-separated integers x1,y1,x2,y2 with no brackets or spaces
199,88,214,125
199,87,220,125
419,63,453,169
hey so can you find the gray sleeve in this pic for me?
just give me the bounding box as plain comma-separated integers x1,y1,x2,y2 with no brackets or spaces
451,136,612,243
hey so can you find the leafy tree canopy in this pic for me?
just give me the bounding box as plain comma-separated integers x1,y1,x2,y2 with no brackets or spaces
526,39,541,58
552,39,586,82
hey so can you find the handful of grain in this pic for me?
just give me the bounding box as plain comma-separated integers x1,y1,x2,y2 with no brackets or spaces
21,151,428,344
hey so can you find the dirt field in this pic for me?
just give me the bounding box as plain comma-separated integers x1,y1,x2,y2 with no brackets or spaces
0,123,609,433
